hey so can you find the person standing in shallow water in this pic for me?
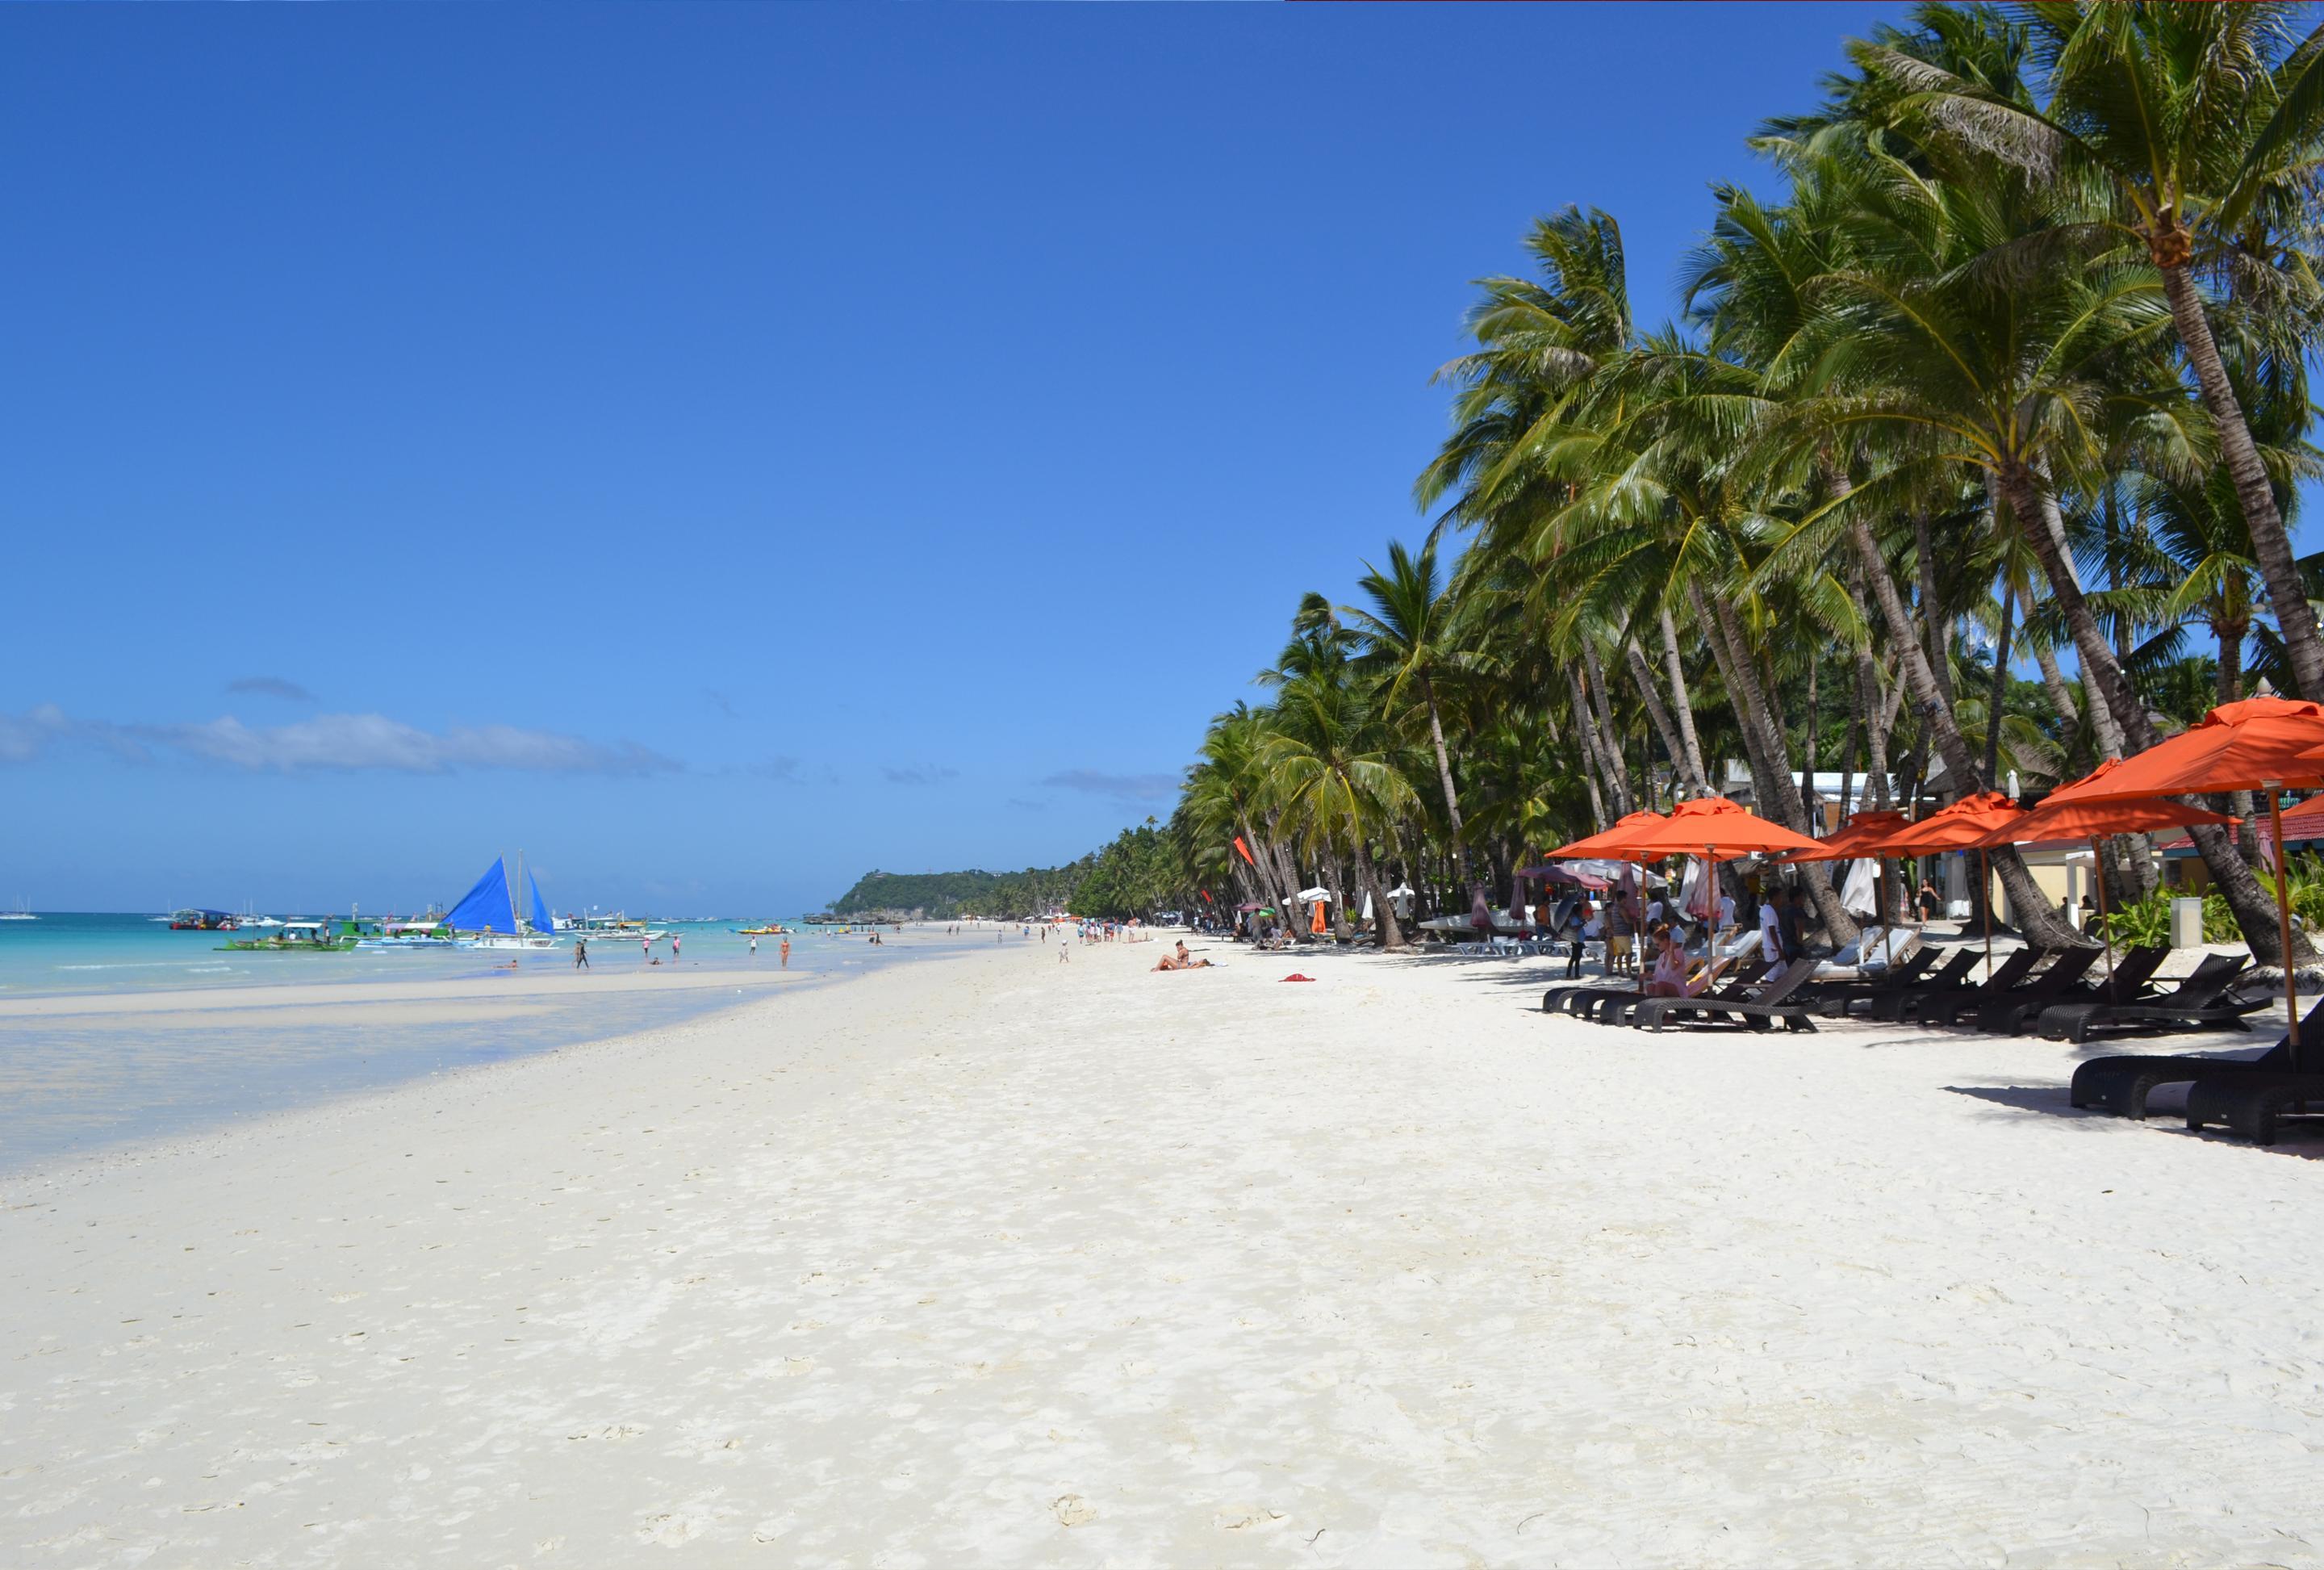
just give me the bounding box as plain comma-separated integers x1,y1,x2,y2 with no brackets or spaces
749,935,758,957
575,938,589,969
780,936,790,968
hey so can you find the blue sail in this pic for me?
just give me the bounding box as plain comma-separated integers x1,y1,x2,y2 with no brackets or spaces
446,857,516,934
527,870,554,936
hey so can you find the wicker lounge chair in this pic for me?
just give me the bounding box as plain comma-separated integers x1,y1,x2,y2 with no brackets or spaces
1629,957,1824,1033
1969,944,2168,1036
1874,945,2048,1024
2184,1066,2324,1145
1921,948,2098,1028
2067,990,2312,1120
1812,947,1968,1018
2036,951,2259,1044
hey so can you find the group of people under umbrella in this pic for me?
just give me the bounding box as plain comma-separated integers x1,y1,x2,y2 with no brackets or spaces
1543,695,2324,1103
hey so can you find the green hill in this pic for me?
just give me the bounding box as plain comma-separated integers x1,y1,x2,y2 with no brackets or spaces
829,826,1198,920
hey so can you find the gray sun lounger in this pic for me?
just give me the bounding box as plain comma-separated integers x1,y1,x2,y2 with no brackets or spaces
2037,951,2260,1044
2068,991,2314,1120
1630,957,1824,1033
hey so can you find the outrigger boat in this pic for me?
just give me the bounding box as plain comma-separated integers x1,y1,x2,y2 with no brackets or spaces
220,919,357,952
444,853,561,950
356,919,458,950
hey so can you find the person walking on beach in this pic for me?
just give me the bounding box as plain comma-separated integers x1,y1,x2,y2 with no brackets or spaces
672,933,681,962
780,936,791,968
642,936,650,961
749,935,758,957
1058,932,1070,963
575,937,590,970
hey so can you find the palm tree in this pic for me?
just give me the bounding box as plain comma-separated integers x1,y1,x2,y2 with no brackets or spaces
1259,668,1418,949
1344,537,1483,903
1861,0,2324,696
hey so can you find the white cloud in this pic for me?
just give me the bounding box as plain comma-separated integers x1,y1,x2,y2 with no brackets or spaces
1,705,679,776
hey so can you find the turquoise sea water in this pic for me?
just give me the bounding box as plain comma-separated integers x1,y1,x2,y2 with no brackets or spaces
0,912,825,996
0,913,986,1171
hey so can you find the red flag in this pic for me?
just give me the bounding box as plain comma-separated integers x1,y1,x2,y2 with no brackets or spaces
1198,890,1213,903
1232,835,1256,865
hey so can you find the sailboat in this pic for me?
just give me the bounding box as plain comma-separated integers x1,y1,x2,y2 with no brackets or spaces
444,852,561,950
0,895,33,922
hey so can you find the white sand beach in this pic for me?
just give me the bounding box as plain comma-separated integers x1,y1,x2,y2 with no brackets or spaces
6,933,2322,1566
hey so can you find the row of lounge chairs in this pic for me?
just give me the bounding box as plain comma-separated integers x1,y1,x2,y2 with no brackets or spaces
1542,935,2317,1145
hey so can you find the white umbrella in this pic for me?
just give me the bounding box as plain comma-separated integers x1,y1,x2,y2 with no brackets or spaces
1296,886,1333,902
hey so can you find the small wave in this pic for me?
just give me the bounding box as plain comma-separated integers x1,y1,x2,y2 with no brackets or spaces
52,961,190,972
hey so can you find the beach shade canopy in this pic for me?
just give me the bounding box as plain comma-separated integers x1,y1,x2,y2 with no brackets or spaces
1611,797,1824,859
1544,809,1670,861
1235,902,1264,911
1962,773,2238,848
1296,887,1332,902
1862,792,2031,854
2047,697,2324,802
1779,809,1913,863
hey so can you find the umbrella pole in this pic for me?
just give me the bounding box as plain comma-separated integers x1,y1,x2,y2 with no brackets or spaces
2088,836,2114,990
2268,787,2302,1069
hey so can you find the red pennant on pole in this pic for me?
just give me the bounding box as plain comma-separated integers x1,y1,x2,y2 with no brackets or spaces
1232,835,1256,865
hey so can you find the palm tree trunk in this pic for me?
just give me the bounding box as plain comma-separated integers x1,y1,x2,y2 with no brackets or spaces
1983,576,2015,787
1566,668,1613,831
1839,652,1860,829
1657,604,1712,793
2161,262,2324,699
2031,642,2081,735
1417,676,1478,902
1691,584,1860,946
1843,512,2085,950
1582,646,1633,817
1351,834,1402,949
1804,654,1821,831
2217,625,2265,869
1913,513,1954,710
1624,637,1703,797
1997,463,2303,964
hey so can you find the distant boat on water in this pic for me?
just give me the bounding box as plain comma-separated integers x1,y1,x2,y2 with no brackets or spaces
0,896,34,922
169,908,237,931
445,853,560,950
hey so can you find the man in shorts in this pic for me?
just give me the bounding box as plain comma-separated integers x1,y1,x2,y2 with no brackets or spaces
1603,886,1635,977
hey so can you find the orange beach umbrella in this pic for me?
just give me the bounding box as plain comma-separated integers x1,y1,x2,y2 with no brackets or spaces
2047,699,2324,1061
1965,777,2238,986
1860,793,2034,970
1545,810,1670,862
1780,809,1913,862
1610,796,1824,859
1600,798,1824,961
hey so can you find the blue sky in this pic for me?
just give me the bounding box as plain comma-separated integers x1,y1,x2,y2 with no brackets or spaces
2,2,1908,915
